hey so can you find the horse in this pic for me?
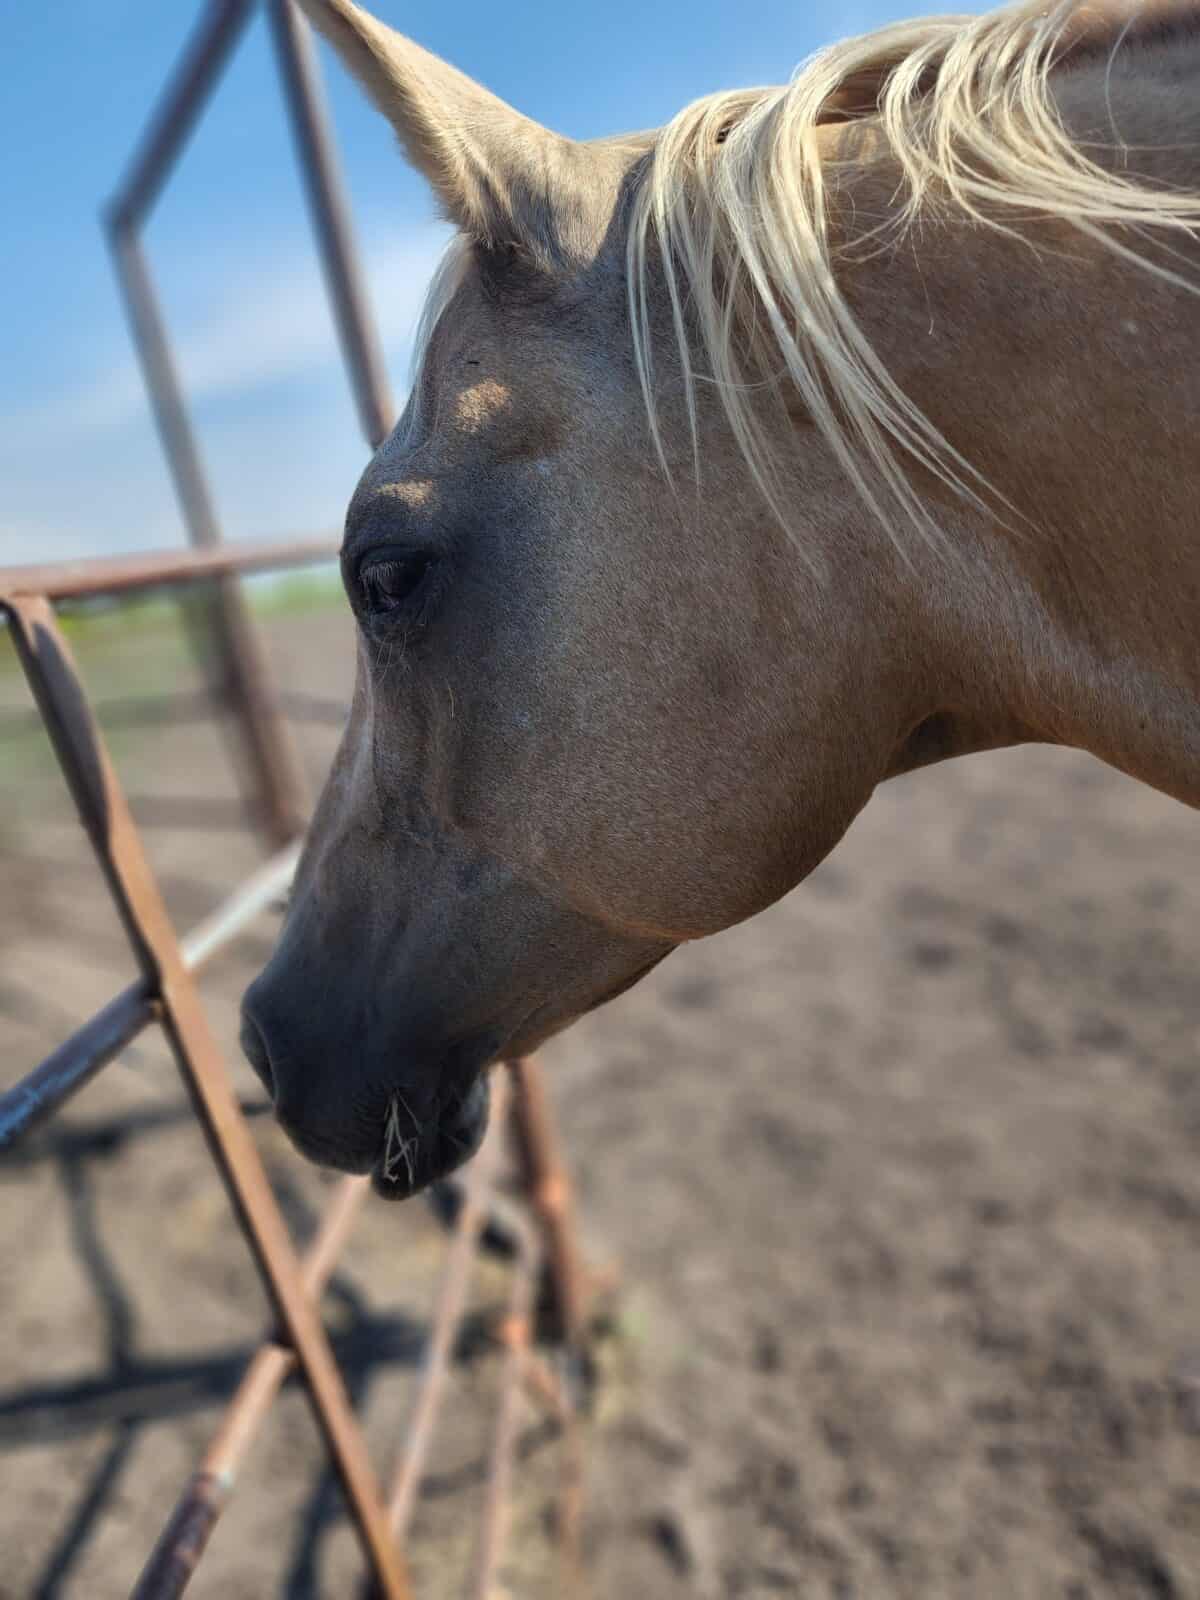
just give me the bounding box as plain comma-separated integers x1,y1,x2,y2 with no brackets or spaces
240,0,1200,1199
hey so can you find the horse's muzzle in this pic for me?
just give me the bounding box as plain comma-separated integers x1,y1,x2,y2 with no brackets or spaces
239,998,492,1196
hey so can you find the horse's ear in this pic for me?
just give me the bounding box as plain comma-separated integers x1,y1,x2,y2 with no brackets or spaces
295,0,587,267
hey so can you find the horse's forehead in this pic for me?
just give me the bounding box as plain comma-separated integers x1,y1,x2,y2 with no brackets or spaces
396,278,602,467
451,376,514,434
419,276,552,402
363,322,565,501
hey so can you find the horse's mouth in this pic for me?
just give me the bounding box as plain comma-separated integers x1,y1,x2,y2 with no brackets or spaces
370,955,671,1201
370,1072,491,1201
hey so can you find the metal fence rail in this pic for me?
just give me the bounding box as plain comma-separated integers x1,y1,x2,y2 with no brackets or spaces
103,0,395,848
0,542,592,1598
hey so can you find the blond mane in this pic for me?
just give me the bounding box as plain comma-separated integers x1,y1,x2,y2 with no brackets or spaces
626,0,1200,548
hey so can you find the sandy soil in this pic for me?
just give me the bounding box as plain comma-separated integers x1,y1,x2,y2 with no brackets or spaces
1,598,1198,1599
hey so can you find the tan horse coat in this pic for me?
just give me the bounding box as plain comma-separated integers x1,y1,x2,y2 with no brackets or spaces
240,0,1200,1195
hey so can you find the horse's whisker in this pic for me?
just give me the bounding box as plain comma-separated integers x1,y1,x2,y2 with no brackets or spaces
382,1092,419,1188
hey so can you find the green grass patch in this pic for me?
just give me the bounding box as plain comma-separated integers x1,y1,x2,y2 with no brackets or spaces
0,563,343,666
0,563,345,785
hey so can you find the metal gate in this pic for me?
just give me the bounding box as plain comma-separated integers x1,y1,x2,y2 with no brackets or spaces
0,3,594,1593
0,546,592,1599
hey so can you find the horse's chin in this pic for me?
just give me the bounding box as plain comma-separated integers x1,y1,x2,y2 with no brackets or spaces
501,950,675,1062
366,954,672,1201
370,1072,491,1201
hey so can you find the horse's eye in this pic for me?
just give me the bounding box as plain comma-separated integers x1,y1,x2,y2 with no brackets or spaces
360,553,435,614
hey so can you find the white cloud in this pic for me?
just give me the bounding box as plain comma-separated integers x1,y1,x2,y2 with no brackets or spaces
0,221,454,564
53,221,453,434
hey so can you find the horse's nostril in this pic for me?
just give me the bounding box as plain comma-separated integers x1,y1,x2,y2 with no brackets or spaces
239,1008,275,1099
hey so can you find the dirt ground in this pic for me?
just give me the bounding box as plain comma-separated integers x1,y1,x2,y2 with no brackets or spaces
1,594,1198,1599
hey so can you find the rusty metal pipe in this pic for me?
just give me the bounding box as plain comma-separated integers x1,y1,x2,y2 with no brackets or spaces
105,0,255,232
179,839,302,970
465,1227,540,1599
0,538,338,603
385,1073,510,1541
0,839,299,1157
106,221,309,844
0,982,156,1154
7,596,410,1599
132,1176,370,1599
268,0,395,448
506,1057,589,1350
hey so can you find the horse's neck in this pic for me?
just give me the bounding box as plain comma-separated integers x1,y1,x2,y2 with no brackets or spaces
901,293,1200,804
931,533,1200,806
869,40,1200,806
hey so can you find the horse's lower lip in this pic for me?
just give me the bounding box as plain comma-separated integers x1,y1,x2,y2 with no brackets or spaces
370,1137,440,1200
368,1129,468,1201
370,1160,423,1201
370,1074,491,1201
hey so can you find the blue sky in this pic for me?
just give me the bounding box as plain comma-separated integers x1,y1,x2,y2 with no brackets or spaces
2,0,924,565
